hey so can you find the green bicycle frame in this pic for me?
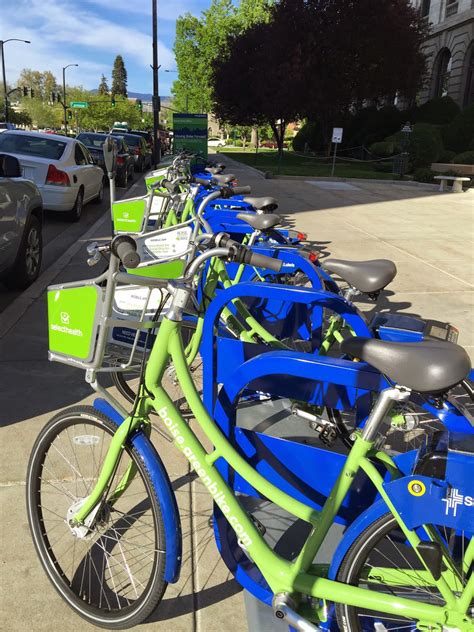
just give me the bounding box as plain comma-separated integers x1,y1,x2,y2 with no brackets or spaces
73,317,473,630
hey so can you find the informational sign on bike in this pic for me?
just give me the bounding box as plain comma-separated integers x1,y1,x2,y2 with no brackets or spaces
173,113,208,157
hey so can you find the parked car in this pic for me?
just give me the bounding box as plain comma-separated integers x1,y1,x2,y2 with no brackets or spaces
0,130,104,221
0,153,43,289
129,129,154,154
111,132,152,172
0,122,16,133
76,132,134,188
208,137,225,148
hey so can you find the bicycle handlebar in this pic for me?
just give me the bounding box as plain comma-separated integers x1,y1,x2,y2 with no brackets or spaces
214,233,282,273
111,235,140,269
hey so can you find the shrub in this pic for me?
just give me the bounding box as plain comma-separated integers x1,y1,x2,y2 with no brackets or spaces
413,167,436,183
438,149,456,163
415,96,460,125
233,139,243,147
225,138,233,145
390,123,443,168
442,104,474,153
451,151,474,165
346,106,404,147
292,120,323,152
369,141,398,157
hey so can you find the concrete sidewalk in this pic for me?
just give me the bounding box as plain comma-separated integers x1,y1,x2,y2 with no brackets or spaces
1,159,473,632
221,153,474,358
0,178,245,632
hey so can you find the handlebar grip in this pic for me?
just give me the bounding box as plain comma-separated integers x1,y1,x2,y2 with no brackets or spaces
246,251,282,272
112,235,140,269
231,185,251,195
194,176,211,186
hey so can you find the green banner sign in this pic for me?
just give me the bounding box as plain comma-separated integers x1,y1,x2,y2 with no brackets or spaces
173,113,208,158
70,101,89,109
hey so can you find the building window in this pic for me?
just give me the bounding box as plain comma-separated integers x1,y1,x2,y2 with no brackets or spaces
432,48,452,98
421,0,431,18
446,0,458,17
463,44,474,107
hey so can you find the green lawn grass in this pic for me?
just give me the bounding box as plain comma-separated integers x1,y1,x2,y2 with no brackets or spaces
217,148,399,180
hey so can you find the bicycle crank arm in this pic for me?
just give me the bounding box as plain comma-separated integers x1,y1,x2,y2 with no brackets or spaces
272,594,322,632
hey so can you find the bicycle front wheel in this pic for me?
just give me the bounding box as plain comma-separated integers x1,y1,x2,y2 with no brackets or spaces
26,406,168,629
335,512,472,631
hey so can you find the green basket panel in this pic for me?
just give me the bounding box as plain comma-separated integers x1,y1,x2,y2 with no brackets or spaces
145,173,166,192
112,197,147,233
126,259,185,280
48,285,101,361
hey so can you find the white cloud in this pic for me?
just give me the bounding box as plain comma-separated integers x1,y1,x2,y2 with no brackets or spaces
83,0,206,20
1,0,175,89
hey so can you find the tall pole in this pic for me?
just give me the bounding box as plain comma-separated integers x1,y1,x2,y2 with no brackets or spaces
152,0,161,166
62,67,67,134
62,63,78,135
1,42,7,122
1,39,31,123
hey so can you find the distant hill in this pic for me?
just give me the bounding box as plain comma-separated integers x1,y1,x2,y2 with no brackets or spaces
90,89,170,103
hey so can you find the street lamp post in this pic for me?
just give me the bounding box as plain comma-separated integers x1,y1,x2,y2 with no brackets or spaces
1,39,31,122
152,0,161,166
62,63,78,135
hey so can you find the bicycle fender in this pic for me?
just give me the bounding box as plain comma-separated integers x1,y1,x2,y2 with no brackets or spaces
327,498,390,581
93,398,182,583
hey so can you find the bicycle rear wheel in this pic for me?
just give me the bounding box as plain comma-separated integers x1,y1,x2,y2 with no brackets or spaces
335,512,472,631
26,406,168,629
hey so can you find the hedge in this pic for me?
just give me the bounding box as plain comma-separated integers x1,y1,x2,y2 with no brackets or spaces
415,96,460,125
451,151,474,165
369,141,398,157
442,104,474,153
388,123,443,168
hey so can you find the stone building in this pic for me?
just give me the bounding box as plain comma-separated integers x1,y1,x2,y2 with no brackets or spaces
411,0,473,107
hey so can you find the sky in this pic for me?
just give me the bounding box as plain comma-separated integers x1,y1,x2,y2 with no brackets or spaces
1,0,212,96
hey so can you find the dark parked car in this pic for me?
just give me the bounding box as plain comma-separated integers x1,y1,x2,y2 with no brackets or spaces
76,133,134,188
112,131,151,172
0,154,43,289
129,129,154,154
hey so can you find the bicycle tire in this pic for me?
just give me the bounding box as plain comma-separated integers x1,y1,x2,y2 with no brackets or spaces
26,406,168,629
335,512,472,632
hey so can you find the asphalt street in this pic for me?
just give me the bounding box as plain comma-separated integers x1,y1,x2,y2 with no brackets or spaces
0,177,137,313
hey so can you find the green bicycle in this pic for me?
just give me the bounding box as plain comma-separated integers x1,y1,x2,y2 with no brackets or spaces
26,234,473,630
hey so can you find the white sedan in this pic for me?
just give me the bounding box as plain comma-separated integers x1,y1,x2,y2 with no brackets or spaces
0,130,104,221
208,137,225,148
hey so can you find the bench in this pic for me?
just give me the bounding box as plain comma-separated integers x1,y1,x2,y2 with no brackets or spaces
433,175,471,193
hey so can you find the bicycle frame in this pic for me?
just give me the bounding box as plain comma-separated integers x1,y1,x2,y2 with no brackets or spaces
73,313,473,630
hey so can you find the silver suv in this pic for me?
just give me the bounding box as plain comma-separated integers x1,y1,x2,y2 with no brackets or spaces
0,153,43,289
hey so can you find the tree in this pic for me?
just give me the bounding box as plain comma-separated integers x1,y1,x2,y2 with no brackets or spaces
212,0,428,152
17,69,59,100
111,55,127,97
172,0,271,113
98,74,109,96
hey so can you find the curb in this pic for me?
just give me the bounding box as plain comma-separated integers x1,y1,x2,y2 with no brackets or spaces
0,177,145,340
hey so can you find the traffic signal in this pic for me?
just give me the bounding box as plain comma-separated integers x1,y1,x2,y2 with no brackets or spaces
67,110,73,120
29,88,35,98
111,96,116,108
23,86,28,97
51,92,56,103
136,99,142,112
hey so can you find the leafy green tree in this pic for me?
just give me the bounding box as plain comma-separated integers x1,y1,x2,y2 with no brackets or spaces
17,69,59,100
98,74,109,95
20,98,62,128
172,0,271,113
111,55,128,97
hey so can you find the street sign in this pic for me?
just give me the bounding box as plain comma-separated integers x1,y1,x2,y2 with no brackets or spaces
70,101,89,109
332,127,343,143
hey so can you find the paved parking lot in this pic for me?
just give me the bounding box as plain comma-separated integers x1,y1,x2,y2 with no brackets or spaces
0,158,473,631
